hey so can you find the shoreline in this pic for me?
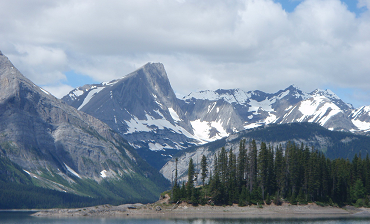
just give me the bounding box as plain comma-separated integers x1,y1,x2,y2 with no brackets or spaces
30,202,370,219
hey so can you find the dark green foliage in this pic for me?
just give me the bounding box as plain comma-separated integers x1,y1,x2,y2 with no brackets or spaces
172,139,370,207
201,155,208,186
0,156,118,209
187,158,195,201
0,182,112,209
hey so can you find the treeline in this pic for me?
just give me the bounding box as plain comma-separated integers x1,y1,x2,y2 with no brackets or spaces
171,140,370,207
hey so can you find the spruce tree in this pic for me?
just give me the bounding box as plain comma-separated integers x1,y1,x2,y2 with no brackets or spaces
237,139,246,189
275,145,285,196
258,142,268,200
248,140,258,193
201,155,208,186
187,158,195,201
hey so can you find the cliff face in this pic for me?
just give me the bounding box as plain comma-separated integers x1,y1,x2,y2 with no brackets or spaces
0,51,169,201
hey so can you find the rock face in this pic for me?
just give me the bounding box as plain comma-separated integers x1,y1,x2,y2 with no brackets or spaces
0,52,169,201
63,63,198,152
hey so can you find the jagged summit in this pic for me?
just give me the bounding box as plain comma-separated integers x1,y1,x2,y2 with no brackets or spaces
63,62,197,156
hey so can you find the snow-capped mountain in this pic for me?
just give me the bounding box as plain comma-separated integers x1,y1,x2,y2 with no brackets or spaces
63,63,201,154
62,62,370,169
350,106,370,132
182,85,357,132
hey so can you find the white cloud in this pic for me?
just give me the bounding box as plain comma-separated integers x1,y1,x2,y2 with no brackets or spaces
7,45,68,85
358,0,370,8
42,84,74,99
0,0,369,105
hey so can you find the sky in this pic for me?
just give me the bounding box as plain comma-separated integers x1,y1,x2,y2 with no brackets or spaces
1,0,370,108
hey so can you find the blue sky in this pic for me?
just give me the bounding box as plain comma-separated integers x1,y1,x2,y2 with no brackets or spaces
1,0,370,107
277,0,366,15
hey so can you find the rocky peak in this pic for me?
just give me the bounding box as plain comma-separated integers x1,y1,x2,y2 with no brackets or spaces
309,89,353,110
0,51,170,200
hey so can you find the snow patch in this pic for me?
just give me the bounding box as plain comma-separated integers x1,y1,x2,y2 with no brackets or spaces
23,170,38,179
352,120,370,132
249,98,274,112
74,89,84,97
264,113,277,124
78,87,105,110
100,170,107,178
40,87,50,95
184,89,250,105
244,123,263,129
277,90,289,99
169,108,181,122
148,143,165,151
102,80,119,86
125,112,195,145
64,163,81,179
190,119,228,142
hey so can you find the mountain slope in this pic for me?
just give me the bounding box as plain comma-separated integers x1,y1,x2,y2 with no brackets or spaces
63,63,199,150
0,51,169,204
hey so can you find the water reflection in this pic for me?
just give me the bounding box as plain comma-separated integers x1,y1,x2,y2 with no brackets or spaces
1,212,370,224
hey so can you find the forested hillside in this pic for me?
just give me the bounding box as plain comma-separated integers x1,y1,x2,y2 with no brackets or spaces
161,122,370,183
171,140,370,207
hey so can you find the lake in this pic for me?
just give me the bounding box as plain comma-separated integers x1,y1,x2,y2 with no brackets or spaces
1,211,370,224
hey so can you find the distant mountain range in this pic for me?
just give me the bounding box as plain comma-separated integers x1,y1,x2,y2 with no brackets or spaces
0,51,169,207
63,62,370,168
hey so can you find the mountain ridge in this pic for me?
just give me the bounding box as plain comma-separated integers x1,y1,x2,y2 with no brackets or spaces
62,62,370,169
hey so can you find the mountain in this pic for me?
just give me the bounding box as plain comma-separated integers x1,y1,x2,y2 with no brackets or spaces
182,85,356,131
0,51,169,206
62,63,370,170
160,122,370,183
63,63,206,169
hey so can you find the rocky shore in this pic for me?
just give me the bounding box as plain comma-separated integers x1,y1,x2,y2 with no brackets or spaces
31,201,370,219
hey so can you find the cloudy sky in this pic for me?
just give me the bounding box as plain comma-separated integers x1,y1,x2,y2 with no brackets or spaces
1,0,370,107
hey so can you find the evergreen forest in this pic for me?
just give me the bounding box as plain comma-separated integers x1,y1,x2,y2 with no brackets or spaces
171,139,370,207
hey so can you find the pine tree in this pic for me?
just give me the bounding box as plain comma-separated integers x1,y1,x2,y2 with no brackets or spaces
219,147,228,185
187,158,195,201
201,155,208,186
248,140,258,193
258,142,268,200
267,144,275,195
172,158,180,202
275,144,285,196
228,148,237,204
237,139,246,189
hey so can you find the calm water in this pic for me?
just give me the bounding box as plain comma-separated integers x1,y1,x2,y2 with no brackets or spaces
1,211,370,224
